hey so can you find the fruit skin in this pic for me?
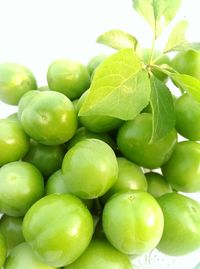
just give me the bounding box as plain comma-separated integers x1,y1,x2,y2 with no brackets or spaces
141,49,170,81
102,190,164,255
0,119,30,166
23,140,66,177
45,169,93,210
4,242,56,269
171,49,200,79
66,126,116,151
47,59,90,100
18,90,39,120
145,172,172,199
162,141,200,193
45,169,67,195
64,239,132,269
0,232,7,268
62,139,118,199
102,157,147,202
77,90,122,133
0,63,37,105
175,93,200,140
21,91,77,145
0,161,44,216
157,192,200,256
0,215,24,251
87,54,107,76
22,194,94,267
117,113,177,169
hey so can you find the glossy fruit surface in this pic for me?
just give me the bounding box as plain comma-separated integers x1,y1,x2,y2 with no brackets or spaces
0,63,37,105
0,215,24,250
102,190,164,255
162,141,200,192
64,239,132,269
0,119,29,166
102,157,147,202
47,59,90,100
22,194,94,267
4,242,56,269
62,139,118,199
0,232,7,268
175,93,200,140
0,161,44,216
117,113,177,169
171,49,200,79
24,140,65,177
77,90,122,133
45,169,67,195
18,90,39,120
66,127,115,150
146,172,172,198
157,192,200,256
21,91,77,145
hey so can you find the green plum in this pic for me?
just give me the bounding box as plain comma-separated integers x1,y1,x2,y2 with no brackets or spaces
22,194,94,267
102,190,164,255
0,63,37,105
47,59,90,100
0,232,7,268
87,54,107,76
62,139,118,199
157,192,200,255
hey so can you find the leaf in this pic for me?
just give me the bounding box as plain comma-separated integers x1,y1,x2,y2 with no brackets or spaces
132,0,182,37
150,76,175,141
168,42,200,52
96,30,138,50
164,20,188,53
170,73,200,102
79,49,151,120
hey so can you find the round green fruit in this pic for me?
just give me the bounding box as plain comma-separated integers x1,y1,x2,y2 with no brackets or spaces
145,172,172,198
64,239,132,269
0,161,44,216
0,63,37,105
47,59,90,100
117,113,177,169
0,119,29,166
102,157,147,202
22,194,94,267
18,90,39,120
162,141,200,192
175,93,200,140
171,49,200,79
21,91,77,145
157,192,200,256
102,190,164,255
23,140,65,177
62,139,118,199
4,242,56,269
66,127,115,150
0,215,24,251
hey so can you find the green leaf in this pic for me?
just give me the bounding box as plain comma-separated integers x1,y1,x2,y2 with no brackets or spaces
150,76,175,141
170,73,200,102
79,49,151,120
164,20,188,53
132,0,182,37
163,19,200,52
96,30,138,50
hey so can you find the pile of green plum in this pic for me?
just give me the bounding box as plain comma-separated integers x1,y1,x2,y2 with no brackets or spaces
0,50,200,269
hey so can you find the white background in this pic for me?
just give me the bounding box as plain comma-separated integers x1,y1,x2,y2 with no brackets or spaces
0,0,200,117
0,1,200,268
